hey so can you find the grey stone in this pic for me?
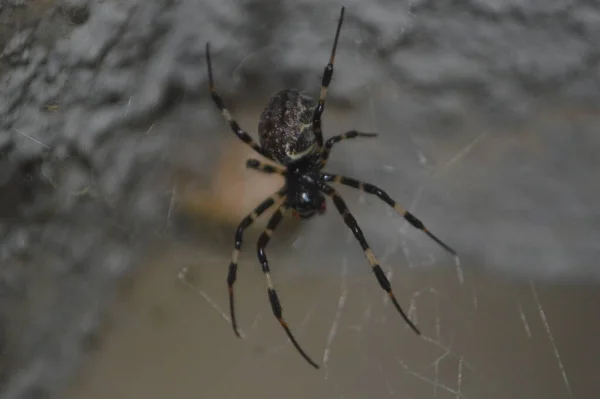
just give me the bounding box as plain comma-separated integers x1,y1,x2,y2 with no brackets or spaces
1,0,600,398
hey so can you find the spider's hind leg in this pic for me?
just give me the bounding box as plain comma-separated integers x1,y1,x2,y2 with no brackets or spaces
322,173,457,256
312,7,345,149
205,43,270,159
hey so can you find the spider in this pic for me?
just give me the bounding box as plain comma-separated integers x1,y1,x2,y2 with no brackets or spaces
205,6,456,369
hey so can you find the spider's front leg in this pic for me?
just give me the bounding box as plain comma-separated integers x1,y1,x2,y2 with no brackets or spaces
318,182,421,335
256,202,320,369
319,130,378,168
321,173,457,256
227,188,286,337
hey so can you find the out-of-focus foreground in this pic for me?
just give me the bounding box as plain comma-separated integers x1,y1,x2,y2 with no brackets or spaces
1,1,599,398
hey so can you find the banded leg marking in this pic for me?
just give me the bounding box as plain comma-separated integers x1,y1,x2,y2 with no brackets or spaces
257,202,320,369
312,7,345,148
322,173,457,256
318,182,420,335
205,42,270,159
320,130,378,167
228,188,285,337
246,159,286,175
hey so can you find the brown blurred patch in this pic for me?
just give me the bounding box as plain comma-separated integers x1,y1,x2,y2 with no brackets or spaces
176,136,283,227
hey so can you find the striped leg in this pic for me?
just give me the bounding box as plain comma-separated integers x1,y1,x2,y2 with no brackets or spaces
318,182,421,335
322,173,457,256
246,159,286,175
312,7,345,149
257,202,320,369
228,188,286,337
320,130,378,167
205,43,271,159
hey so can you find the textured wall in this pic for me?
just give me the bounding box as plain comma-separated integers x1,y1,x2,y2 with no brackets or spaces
1,0,599,398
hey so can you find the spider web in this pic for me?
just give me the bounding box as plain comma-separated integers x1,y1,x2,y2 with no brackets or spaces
70,92,599,399
65,27,598,399
169,100,583,398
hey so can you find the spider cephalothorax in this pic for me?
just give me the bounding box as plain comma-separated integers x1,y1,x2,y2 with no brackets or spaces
206,7,457,369
285,156,327,219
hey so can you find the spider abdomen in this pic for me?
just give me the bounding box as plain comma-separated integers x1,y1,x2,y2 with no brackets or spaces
258,89,317,165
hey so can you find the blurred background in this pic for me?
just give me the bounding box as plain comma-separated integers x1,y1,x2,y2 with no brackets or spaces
1,0,599,398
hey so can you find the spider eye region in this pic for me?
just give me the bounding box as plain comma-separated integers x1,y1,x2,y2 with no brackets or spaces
287,178,326,219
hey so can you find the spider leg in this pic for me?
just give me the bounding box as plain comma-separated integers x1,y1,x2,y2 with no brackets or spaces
257,201,320,369
228,188,286,337
312,7,345,149
205,42,271,159
322,173,457,256
318,182,421,335
320,130,378,168
246,159,286,176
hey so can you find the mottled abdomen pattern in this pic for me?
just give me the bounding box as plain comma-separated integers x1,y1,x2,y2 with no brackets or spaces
258,89,317,165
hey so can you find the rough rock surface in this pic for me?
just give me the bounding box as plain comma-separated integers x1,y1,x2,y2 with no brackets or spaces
1,0,599,397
